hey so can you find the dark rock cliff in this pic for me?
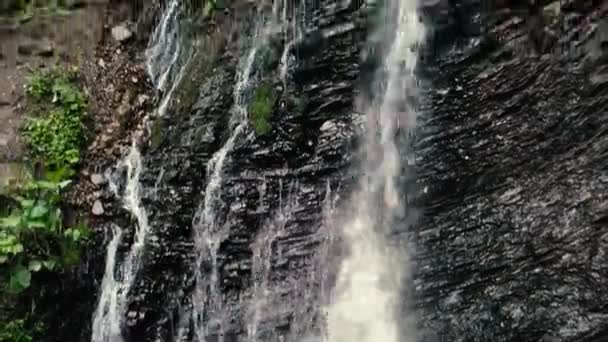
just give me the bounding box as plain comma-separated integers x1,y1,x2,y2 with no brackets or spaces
119,0,367,340
69,0,608,341
415,0,608,341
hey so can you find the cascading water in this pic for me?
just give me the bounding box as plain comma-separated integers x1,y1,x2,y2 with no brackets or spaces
184,10,277,342
323,0,424,342
146,0,181,91
91,144,149,342
91,1,186,341
147,0,194,117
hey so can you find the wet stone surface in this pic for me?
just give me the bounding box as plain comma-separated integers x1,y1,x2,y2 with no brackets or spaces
82,0,608,342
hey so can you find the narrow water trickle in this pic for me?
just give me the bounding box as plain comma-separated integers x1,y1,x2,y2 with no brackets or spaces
91,1,185,341
317,179,338,310
91,143,149,342
146,0,181,91
279,0,301,84
246,179,301,341
91,224,124,341
323,0,425,342
185,10,277,342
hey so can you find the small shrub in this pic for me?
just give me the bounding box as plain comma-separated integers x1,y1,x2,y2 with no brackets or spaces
0,66,89,337
0,319,32,342
26,70,54,100
0,178,91,294
249,83,276,135
23,67,86,171
188,0,217,18
1,0,72,20
0,319,44,342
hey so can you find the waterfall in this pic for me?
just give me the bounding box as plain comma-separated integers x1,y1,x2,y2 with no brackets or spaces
185,10,276,342
91,1,185,341
324,0,424,342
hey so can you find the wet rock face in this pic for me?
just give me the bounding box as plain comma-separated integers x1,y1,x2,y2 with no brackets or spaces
87,0,608,342
415,0,608,341
116,0,366,340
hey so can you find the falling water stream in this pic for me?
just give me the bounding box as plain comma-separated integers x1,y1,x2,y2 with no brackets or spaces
323,0,424,341
91,1,186,341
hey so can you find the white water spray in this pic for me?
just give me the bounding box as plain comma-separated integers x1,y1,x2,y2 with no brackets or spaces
324,1,424,342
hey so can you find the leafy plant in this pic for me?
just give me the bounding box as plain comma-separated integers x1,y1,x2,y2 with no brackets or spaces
23,67,87,172
202,0,213,17
1,0,72,19
0,319,44,342
249,83,276,135
0,65,90,338
0,319,32,342
25,70,54,100
0,178,90,294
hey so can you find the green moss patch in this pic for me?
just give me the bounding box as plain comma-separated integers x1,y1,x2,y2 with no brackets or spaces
249,83,276,135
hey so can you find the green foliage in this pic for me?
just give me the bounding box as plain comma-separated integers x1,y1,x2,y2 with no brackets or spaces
249,83,276,136
0,66,89,338
23,67,86,171
0,319,44,342
202,1,213,17
24,70,53,100
0,320,32,342
1,0,71,20
0,178,91,294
